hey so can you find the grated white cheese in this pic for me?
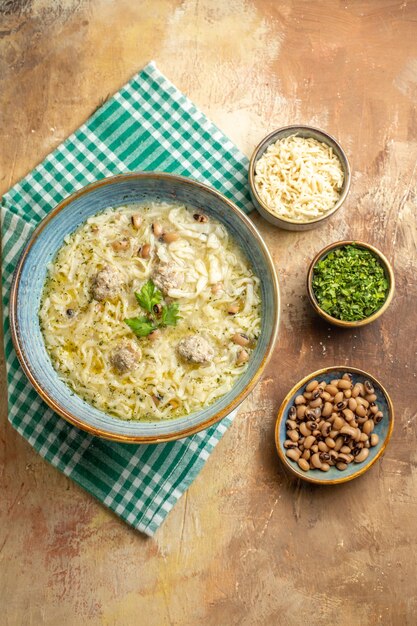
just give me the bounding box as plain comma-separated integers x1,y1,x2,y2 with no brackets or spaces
254,134,344,222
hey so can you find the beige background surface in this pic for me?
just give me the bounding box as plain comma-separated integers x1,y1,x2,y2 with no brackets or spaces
1,1,417,625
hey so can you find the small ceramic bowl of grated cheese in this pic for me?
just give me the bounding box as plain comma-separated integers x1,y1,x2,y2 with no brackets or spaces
248,126,351,231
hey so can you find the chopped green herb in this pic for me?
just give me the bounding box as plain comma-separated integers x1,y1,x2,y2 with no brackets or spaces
312,245,389,321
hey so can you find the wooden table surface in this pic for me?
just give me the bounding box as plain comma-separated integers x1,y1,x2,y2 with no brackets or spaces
1,1,416,624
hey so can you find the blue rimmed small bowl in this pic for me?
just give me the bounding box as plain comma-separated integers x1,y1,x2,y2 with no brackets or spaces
10,172,280,444
275,366,394,484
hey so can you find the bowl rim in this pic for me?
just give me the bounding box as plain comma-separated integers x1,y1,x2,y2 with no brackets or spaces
248,124,351,226
275,365,394,485
307,240,395,328
9,171,280,444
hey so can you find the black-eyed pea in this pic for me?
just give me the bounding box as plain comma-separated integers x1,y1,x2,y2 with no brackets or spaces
321,421,332,437
360,432,369,443
237,349,249,365
306,380,319,392
286,448,301,462
322,402,333,417
340,425,357,438
337,453,352,464
374,411,384,424
296,404,307,419
370,434,379,447
330,379,339,386
338,379,352,390
336,462,348,471
299,423,311,437
340,445,351,454
334,391,344,404
311,445,319,453
342,408,355,422
326,385,339,396
355,404,367,418
131,214,142,229
362,419,374,435
304,392,313,400
284,440,297,449
304,435,316,449
287,430,299,442
311,453,322,469
152,222,163,236
325,437,336,449
319,463,330,472
344,389,352,399
334,437,344,451
232,333,250,347
295,395,306,405
348,398,357,411
288,406,297,419
298,458,310,471
370,404,379,415
318,441,329,453
332,416,345,431
302,450,311,461
139,243,151,259
366,393,377,403
354,448,369,463
329,429,339,439
364,380,375,394
309,397,323,408
321,391,332,402
286,419,297,430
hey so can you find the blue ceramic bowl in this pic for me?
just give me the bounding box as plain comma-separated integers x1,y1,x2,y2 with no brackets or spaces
275,367,394,484
10,173,280,444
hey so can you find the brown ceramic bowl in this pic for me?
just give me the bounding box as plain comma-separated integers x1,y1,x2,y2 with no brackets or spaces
248,125,351,231
307,240,395,328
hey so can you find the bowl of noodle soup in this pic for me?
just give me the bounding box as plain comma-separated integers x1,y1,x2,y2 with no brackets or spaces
10,173,280,443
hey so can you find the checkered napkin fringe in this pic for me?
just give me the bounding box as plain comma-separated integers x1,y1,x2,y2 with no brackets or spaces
1,61,253,536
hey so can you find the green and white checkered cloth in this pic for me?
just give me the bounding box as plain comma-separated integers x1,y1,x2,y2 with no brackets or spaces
1,61,253,536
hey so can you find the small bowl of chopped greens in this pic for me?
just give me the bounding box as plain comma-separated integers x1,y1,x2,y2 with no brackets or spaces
307,241,395,327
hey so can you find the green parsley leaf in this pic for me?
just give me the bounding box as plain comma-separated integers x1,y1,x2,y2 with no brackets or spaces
134,280,162,313
161,302,180,327
124,316,156,337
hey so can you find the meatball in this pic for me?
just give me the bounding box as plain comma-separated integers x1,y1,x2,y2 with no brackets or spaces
152,263,183,294
110,343,141,374
177,336,214,365
91,265,121,301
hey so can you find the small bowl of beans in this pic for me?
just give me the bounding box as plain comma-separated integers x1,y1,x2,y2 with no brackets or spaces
275,367,394,484
307,240,395,328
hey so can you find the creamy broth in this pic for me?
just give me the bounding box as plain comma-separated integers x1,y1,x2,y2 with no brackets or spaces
40,203,261,421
